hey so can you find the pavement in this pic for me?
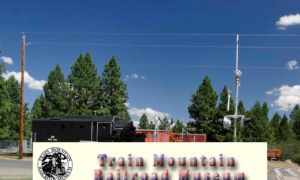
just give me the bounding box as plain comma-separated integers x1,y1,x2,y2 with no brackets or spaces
273,167,300,180
268,160,300,180
0,159,32,179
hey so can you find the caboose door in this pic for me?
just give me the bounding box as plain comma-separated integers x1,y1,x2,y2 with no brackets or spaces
97,122,112,141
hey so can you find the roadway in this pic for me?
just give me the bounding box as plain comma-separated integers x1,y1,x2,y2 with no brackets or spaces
272,167,300,180
268,160,300,180
0,159,32,179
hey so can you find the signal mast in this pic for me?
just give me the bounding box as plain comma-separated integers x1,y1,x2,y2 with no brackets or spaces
221,34,245,142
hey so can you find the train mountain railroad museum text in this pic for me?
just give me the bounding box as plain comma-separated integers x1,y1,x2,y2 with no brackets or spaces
94,154,246,180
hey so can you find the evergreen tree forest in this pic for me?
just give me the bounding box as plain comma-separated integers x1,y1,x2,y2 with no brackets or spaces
1,52,300,163
31,53,130,121
188,76,300,164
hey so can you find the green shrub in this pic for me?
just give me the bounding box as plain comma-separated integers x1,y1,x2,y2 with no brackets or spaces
292,154,300,165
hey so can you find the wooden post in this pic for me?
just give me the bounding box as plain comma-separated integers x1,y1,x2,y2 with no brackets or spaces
19,32,25,159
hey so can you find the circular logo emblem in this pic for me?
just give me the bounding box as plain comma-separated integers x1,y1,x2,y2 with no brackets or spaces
37,147,73,180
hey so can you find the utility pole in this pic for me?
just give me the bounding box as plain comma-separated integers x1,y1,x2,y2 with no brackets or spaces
154,116,158,142
233,34,242,142
220,34,246,142
19,32,25,159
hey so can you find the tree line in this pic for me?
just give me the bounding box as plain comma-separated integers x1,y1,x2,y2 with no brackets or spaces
188,76,300,144
0,64,31,140
31,53,130,121
138,76,300,145
0,53,131,140
137,75,300,164
1,51,300,151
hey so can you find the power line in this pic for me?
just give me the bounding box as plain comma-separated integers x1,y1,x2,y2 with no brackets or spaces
239,34,300,37
27,31,300,37
120,63,289,70
31,59,288,70
30,41,300,49
30,42,235,48
121,64,233,68
241,46,300,49
26,32,236,36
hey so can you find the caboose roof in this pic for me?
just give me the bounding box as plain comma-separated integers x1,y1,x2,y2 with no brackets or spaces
33,116,119,123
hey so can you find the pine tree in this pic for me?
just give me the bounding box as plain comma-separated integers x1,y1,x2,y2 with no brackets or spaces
159,117,170,130
172,120,185,133
68,53,99,115
279,115,294,142
149,121,155,129
188,76,218,141
261,102,274,143
99,57,129,120
270,113,281,143
217,86,235,141
0,65,11,139
238,100,246,115
43,65,70,116
138,113,149,129
6,76,21,104
5,77,21,139
243,101,272,142
31,95,49,119
237,100,246,141
218,86,235,116
124,111,132,121
0,68,31,140
24,104,32,140
290,105,300,140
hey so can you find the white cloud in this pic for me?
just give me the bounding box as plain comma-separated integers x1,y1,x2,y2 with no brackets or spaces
276,13,300,30
278,26,286,30
3,71,46,90
0,56,13,65
132,120,139,128
266,90,274,95
125,102,130,107
128,106,169,122
266,88,279,95
267,85,300,111
286,60,299,70
131,74,139,79
125,73,146,80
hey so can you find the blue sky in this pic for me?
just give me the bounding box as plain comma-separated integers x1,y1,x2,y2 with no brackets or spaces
1,0,300,122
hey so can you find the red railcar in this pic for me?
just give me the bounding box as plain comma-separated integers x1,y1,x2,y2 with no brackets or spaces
267,149,282,160
135,129,206,142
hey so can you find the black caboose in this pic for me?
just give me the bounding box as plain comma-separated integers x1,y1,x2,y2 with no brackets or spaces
32,116,138,142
